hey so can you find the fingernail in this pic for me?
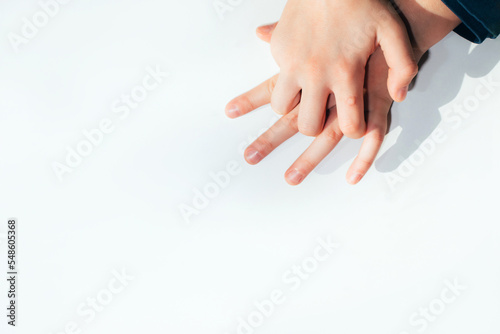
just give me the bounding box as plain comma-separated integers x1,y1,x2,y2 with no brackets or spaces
246,150,263,164
259,25,273,33
259,26,271,33
286,169,304,185
226,105,240,118
348,173,363,185
397,86,408,101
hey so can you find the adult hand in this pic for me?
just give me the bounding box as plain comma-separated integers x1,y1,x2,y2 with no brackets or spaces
226,41,395,185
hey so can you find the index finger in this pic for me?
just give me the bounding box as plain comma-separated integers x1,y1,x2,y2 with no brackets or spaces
225,74,280,118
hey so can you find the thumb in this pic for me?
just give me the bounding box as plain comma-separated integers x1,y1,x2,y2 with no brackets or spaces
256,22,278,43
379,25,419,103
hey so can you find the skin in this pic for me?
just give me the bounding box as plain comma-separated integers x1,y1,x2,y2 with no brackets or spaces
265,0,419,138
228,37,395,185
226,0,461,186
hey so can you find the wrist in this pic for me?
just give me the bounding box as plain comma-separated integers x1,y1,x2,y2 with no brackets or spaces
392,0,462,57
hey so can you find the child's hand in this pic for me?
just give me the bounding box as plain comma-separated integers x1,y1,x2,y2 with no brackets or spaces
226,24,399,185
268,0,418,137
225,0,462,185
225,46,395,185
226,60,390,185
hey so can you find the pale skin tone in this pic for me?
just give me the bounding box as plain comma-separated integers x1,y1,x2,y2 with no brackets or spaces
226,0,461,185
255,0,419,138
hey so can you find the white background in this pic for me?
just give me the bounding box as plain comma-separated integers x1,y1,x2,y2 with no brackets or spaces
0,1,499,333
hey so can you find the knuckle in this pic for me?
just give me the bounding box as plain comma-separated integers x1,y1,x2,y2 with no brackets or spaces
356,155,374,170
379,94,395,107
300,159,316,173
340,121,364,138
237,95,256,112
280,112,299,131
280,58,300,73
299,122,321,137
270,41,285,61
403,62,419,79
370,95,394,113
255,134,274,154
323,127,343,142
368,129,386,145
388,14,404,29
270,98,286,115
334,59,356,79
303,56,325,77
381,11,405,32
267,76,278,96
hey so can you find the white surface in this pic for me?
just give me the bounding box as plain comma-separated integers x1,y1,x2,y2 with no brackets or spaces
0,1,499,334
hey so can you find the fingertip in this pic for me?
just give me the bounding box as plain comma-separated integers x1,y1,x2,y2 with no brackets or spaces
256,24,275,42
388,62,418,102
389,85,407,103
255,28,267,37
347,172,363,185
395,85,409,103
244,148,263,165
285,168,305,186
255,29,267,42
225,103,241,119
257,23,276,33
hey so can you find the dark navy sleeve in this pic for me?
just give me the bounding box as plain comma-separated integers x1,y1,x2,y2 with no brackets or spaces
441,0,500,43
